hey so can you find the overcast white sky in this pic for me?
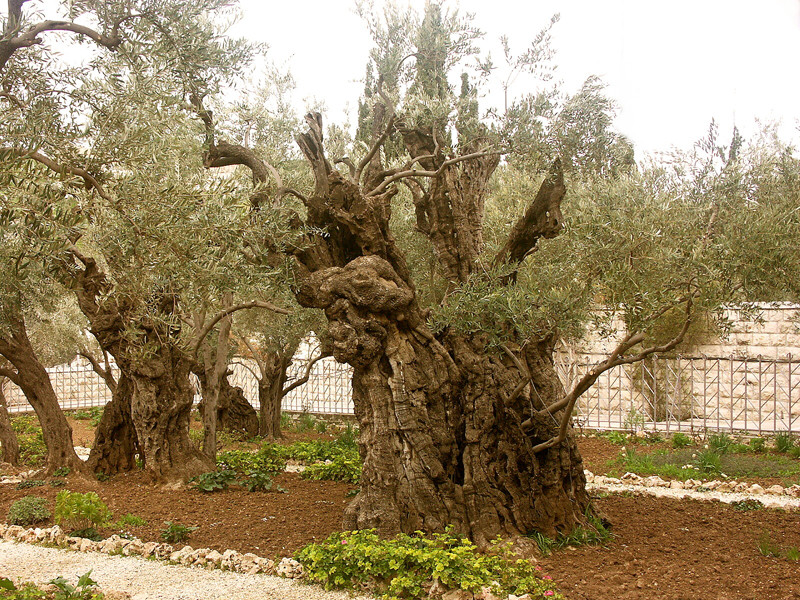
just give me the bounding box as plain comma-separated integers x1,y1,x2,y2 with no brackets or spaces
232,0,800,157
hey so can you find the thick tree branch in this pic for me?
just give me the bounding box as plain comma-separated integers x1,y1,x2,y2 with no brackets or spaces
190,95,298,206
1,18,122,71
3,147,112,201
0,367,21,387
493,158,565,269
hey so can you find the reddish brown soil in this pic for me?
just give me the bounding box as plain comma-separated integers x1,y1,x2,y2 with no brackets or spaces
3,425,799,599
0,471,353,557
542,495,800,600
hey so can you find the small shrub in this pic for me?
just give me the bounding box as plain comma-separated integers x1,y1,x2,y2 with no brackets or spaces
189,470,236,493
7,496,51,527
786,547,800,561
161,521,197,543
54,490,112,532
49,478,66,487
302,454,362,484
775,433,795,454
749,437,766,453
315,420,328,434
695,449,722,474
296,412,316,433
217,444,287,475
73,407,104,427
95,472,110,482
731,499,763,512
604,431,629,445
241,470,287,493
790,447,800,459
11,416,47,467
297,527,563,599
16,479,45,490
114,513,147,528
671,433,693,448
49,571,101,600
708,432,733,454
53,467,71,478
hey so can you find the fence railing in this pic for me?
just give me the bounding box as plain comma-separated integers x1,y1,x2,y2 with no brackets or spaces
556,352,799,434
3,353,799,434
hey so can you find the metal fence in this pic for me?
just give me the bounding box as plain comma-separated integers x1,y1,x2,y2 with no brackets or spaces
557,353,800,434
3,353,799,434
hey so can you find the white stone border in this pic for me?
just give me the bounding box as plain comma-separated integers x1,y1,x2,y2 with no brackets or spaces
586,470,800,508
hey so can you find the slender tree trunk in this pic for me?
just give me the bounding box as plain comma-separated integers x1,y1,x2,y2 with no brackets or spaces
0,317,84,474
0,377,20,465
258,354,289,440
129,346,213,482
87,372,140,474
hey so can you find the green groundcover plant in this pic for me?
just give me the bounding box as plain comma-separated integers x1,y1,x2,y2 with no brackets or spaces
54,491,112,533
296,528,563,600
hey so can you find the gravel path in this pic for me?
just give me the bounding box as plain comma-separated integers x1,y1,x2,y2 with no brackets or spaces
0,541,373,600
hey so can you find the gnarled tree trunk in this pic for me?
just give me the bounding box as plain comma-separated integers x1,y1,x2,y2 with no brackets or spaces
87,372,140,474
73,254,212,481
129,346,212,481
298,256,589,547
0,377,20,465
198,372,259,439
201,101,591,544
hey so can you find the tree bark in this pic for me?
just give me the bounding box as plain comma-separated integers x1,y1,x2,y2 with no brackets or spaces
297,256,590,547
0,377,20,466
257,354,290,440
87,372,140,475
198,372,259,439
0,316,84,474
128,346,213,482
72,254,211,482
218,376,259,438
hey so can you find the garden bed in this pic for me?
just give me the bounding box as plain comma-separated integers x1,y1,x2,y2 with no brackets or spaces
2,416,799,599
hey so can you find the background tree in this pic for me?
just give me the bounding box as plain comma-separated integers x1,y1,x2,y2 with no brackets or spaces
233,302,329,440
1,0,289,480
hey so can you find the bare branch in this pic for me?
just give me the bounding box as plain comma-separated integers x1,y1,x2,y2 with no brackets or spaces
493,158,565,270
4,147,112,201
366,149,501,197
282,350,330,397
235,334,266,378
79,350,116,392
355,76,396,184
526,292,696,452
192,300,291,359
